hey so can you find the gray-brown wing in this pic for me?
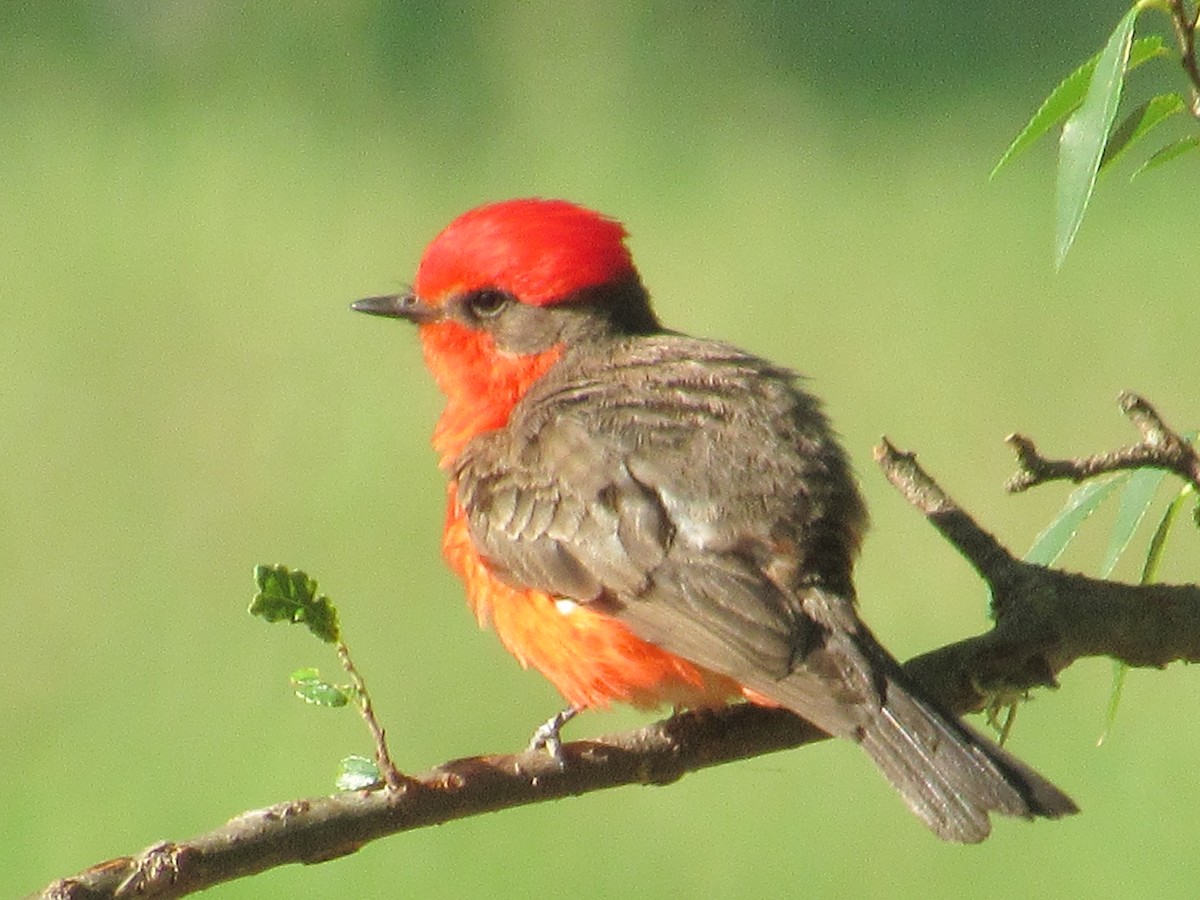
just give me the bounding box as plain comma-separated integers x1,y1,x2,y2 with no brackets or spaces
452,337,878,735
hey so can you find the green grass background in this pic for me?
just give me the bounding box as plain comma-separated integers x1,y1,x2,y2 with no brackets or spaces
4,2,1197,897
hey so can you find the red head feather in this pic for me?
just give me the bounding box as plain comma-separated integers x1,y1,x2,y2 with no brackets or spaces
413,199,637,307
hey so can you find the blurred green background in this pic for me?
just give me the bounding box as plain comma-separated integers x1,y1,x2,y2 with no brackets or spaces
4,2,1197,897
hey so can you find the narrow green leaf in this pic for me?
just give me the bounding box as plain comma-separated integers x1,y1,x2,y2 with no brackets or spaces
992,34,1166,178
1099,93,1185,170
1106,469,1197,742
1124,36,1166,71
1099,467,1168,576
1055,6,1139,268
1142,484,1193,583
1025,475,1128,566
336,755,384,791
290,666,321,683
1098,660,1129,745
1130,135,1200,178
249,564,341,644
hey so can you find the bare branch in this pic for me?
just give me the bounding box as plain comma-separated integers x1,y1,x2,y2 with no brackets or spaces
875,437,1015,581
36,708,825,900
1005,392,1199,493
33,397,1200,900
874,436,1200,711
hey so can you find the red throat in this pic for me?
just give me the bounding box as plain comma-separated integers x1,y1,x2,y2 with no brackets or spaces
420,319,562,465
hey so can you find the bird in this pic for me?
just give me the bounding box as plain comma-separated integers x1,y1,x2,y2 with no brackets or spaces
352,197,1077,842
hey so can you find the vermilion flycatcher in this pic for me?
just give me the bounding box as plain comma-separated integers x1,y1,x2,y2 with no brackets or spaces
354,198,1077,842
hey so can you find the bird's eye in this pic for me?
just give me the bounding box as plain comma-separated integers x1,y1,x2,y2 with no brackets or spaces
465,289,510,320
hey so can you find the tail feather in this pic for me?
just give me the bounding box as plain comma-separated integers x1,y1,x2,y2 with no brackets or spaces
859,676,1077,842
754,587,1078,842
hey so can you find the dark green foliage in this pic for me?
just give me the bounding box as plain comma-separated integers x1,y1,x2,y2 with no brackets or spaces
249,563,341,644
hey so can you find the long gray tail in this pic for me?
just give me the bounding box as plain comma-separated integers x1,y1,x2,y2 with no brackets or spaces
756,588,1078,842
857,670,1077,842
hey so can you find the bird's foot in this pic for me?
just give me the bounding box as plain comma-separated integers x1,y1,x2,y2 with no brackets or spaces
528,706,580,765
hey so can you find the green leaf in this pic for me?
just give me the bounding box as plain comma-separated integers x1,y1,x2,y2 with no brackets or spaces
1137,432,1195,581
336,755,384,791
249,564,341,644
1098,660,1129,746
1055,6,1139,269
1130,135,1200,178
1025,475,1128,566
291,669,352,707
1099,466,1169,576
1099,93,1185,171
1106,471,1197,743
1122,34,1165,70
1142,484,1193,583
992,34,1166,178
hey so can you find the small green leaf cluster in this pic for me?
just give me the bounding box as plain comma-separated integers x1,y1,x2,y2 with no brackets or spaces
291,667,355,708
249,564,401,790
994,3,1200,267
249,563,341,644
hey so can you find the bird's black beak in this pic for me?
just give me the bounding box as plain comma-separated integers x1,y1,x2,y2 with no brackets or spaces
351,292,440,324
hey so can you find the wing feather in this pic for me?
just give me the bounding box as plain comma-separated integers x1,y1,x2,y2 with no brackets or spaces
453,335,870,735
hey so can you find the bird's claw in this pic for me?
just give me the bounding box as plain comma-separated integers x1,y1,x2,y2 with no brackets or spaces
528,707,579,766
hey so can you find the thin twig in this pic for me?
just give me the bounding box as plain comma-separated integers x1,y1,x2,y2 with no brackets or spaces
1005,392,1199,493
874,438,1016,586
1166,0,1200,117
335,641,410,792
